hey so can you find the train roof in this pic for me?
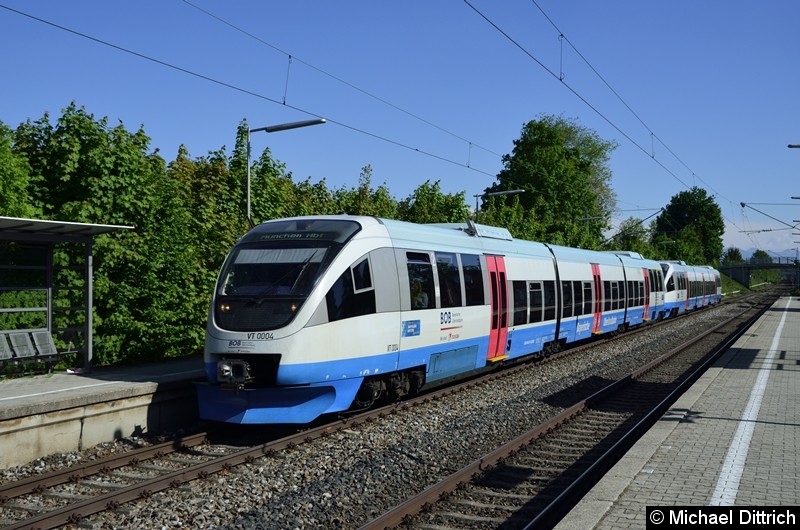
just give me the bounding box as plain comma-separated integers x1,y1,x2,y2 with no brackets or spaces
249,215,709,270
379,217,553,258
605,250,662,268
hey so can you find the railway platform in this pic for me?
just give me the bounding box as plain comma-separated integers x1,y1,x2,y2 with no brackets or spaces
557,295,800,528
0,354,204,469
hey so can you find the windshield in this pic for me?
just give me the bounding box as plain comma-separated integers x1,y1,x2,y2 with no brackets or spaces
213,218,361,332
219,247,326,297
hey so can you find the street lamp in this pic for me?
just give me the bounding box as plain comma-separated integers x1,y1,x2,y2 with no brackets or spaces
473,189,525,222
247,118,327,225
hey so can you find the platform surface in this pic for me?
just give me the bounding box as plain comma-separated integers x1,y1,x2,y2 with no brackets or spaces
0,354,204,420
557,295,800,528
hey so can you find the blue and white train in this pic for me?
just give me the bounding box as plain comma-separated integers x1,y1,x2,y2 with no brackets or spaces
661,261,722,317
196,216,721,424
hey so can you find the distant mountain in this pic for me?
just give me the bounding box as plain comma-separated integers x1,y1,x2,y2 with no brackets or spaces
738,248,798,260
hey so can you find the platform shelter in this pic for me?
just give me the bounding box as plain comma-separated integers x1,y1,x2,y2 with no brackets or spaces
0,216,132,371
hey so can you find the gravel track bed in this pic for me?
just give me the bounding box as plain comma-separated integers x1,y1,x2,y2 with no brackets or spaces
1,303,746,529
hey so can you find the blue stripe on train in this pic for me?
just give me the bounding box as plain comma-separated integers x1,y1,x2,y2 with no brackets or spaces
198,308,640,424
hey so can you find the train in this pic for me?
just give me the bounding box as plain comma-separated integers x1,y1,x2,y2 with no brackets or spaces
195,215,722,424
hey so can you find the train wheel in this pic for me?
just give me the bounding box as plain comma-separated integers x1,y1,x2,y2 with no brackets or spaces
408,369,425,394
387,369,426,401
388,373,410,401
543,342,561,357
353,378,384,409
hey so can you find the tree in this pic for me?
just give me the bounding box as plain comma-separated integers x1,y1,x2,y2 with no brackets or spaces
652,186,724,265
490,115,618,246
12,104,213,364
397,180,469,223
607,217,655,257
0,122,36,218
655,224,704,264
332,165,398,218
722,247,744,264
750,249,771,263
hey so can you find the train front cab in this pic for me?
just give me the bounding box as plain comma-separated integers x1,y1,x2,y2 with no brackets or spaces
661,261,689,318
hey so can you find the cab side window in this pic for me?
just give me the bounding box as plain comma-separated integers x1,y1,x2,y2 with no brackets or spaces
326,257,376,321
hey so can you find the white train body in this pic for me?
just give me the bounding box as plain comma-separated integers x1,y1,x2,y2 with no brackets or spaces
660,261,722,317
197,216,718,424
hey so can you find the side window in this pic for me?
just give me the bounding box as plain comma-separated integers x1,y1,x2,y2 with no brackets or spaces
573,280,583,316
561,281,573,318
611,281,621,310
529,281,543,323
603,281,611,311
543,280,556,321
512,280,528,326
352,258,372,291
436,252,463,308
326,257,376,321
407,252,434,310
461,254,484,306
582,281,593,315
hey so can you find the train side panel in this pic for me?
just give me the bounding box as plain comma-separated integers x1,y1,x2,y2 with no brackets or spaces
198,216,722,425
504,252,559,359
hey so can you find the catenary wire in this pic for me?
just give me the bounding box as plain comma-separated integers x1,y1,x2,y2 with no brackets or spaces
465,0,748,238
0,3,497,181
180,0,503,160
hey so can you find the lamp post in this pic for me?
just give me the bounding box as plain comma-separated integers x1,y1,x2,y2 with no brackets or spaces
473,189,525,222
790,145,798,203
247,118,326,225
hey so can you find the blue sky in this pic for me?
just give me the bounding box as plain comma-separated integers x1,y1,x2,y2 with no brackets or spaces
2,1,799,255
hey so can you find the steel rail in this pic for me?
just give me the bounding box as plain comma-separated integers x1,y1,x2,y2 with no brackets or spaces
358,294,775,530
0,432,209,499
0,292,768,529
523,294,775,529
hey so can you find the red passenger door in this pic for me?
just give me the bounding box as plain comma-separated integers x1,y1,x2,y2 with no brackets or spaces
591,263,602,334
486,256,508,361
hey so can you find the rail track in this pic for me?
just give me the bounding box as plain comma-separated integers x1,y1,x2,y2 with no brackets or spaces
0,292,774,529
360,293,776,529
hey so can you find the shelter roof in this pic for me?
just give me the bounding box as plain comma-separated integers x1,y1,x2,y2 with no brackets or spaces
0,216,132,239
